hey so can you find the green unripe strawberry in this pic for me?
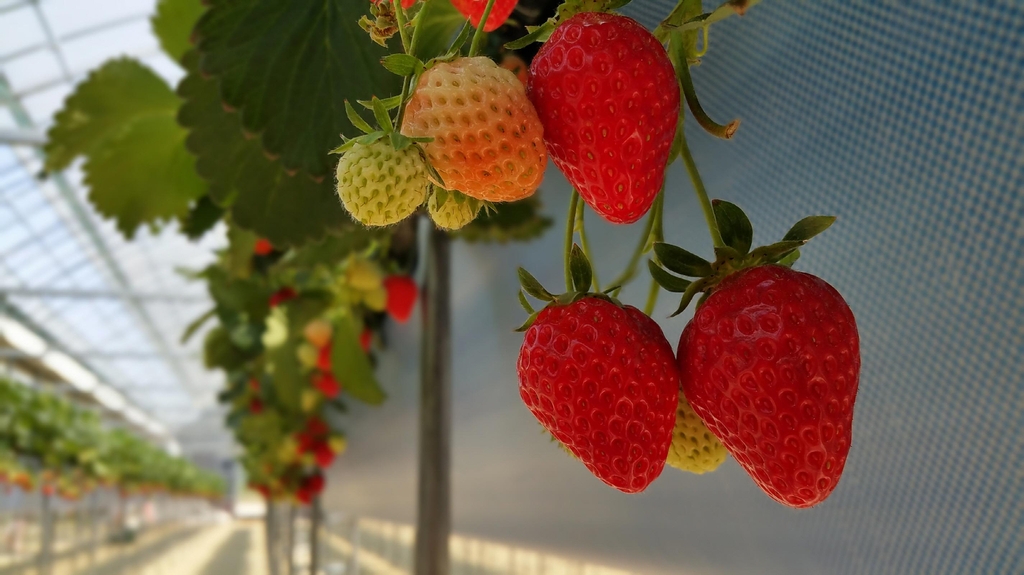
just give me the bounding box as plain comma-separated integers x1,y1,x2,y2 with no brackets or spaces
335,140,429,227
428,190,481,231
666,391,728,474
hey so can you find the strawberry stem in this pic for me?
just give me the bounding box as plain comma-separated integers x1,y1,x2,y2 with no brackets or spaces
607,198,659,297
391,0,412,53
468,0,499,57
564,190,580,292
575,203,600,291
643,274,660,315
679,131,725,249
679,62,739,139
644,191,666,314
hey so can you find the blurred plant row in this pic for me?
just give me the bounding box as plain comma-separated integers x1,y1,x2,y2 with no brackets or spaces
0,379,224,500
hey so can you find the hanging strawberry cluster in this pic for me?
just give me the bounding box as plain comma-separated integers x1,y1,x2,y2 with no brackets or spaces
189,226,418,504
341,0,862,509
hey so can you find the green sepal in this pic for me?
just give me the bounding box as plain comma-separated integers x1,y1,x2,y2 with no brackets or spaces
653,242,713,277
329,139,357,155
518,268,555,302
433,188,449,209
514,312,540,332
670,277,712,317
713,199,753,254
569,244,594,293
518,290,536,314
647,260,692,293
354,131,386,146
344,100,375,134
777,248,801,268
371,97,394,133
357,95,403,111
749,240,805,263
446,20,474,57
505,23,554,50
390,132,413,151
783,216,836,242
417,145,447,187
380,53,424,77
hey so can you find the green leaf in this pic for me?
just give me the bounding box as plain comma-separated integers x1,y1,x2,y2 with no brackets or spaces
151,0,206,63
345,100,375,134
380,54,423,76
455,197,552,243
331,315,386,405
670,277,712,317
204,326,253,370
83,113,206,238
712,199,753,254
783,216,837,242
647,260,692,293
518,268,554,302
412,0,467,60
181,307,216,344
443,20,474,57
653,242,713,277
193,0,402,179
45,58,180,172
569,244,594,293
226,223,257,279
177,52,352,247
180,195,224,240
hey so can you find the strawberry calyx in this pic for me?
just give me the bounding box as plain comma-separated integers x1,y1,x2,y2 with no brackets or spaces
515,243,622,331
504,0,634,50
650,200,836,316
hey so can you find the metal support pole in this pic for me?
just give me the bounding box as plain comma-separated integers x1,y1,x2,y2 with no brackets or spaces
287,504,296,575
413,227,452,575
38,491,54,575
266,503,280,575
309,497,322,575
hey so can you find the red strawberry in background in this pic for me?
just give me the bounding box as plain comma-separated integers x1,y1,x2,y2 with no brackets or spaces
296,473,325,505
452,0,518,32
249,398,264,414
268,287,297,308
253,238,274,256
529,12,680,224
316,344,332,371
517,297,678,493
360,328,373,353
312,372,341,399
678,265,860,508
314,443,335,468
384,275,418,323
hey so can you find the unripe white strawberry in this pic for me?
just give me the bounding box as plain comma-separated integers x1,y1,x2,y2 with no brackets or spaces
666,391,728,474
336,140,429,227
428,190,481,231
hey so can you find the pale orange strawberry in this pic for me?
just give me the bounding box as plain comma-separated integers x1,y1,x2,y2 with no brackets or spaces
400,57,546,202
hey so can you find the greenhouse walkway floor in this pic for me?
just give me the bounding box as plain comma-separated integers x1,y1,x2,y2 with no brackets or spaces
65,520,267,575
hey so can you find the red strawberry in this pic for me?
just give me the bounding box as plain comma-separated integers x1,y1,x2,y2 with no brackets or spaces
269,287,297,307
314,443,335,468
678,265,860,508
360,328,373,353
316,344,332,371
312,372,341,399
529,13,680,224
452,0,518,32
249,398,264,414
296,473,325,504
517,297,678,493
253,238,274,256
305,417,329,437
384,275,418,323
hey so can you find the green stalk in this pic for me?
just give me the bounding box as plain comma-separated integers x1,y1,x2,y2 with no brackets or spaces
468,0,498,57
575,202,600,291
394,1,426,128
643,192,666,315
564,190,580,292
608,205,658,296
392,0,412,53
679,131,725,249
679,62,739,139
643,276,660,315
